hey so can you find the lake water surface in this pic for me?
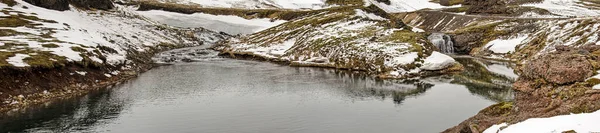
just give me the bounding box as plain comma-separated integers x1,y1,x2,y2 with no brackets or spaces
0,48,516,133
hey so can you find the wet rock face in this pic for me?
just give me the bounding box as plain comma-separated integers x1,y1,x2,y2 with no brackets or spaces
375,0,391,5
70,0,114,10
23,0,70,11
522,48,594,84
23,0,113,11
451,33,482,54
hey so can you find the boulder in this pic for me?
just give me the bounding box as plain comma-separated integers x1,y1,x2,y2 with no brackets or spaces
23,0,70,11
452,33,483,54
522,48,594,84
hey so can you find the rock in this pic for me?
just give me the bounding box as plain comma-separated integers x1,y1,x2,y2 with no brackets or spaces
452,34,483,54
522,49,594,84
23,0,70,11
23,0,113,11
69,0,114,10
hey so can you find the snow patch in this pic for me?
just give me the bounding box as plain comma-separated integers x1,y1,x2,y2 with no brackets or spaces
75,71,87,76
420,52,455,70
386,52,419,67
485,36,529,54
6,54,30,67
484,110,600,133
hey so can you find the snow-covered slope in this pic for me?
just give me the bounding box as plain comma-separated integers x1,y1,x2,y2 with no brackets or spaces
215,8,459,78
522,0,600,17
0,1,226,69
144,0,333,9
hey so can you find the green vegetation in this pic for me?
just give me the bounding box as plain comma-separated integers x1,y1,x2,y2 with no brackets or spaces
481,102,513,116
70,46,87,53
0,15,36,27
41,43,60,48
23,51,67,68
0,0,17,7
430,0,464,6
325,0,364,6
0,51,15,67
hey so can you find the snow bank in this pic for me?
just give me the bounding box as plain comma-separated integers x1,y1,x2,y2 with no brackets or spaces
177,0,330,9
136,10,287,35
484,110,600,133
485,36,528,54
420,52,455,70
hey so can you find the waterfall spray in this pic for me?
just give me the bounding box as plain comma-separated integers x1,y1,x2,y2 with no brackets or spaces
427,33,455,54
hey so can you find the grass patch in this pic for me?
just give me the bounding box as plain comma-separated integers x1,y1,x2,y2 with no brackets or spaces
70,46,87,52
325,0,364,6
481,102,513,116
1,0,17,7
0,15,37,27
97,45,118,54
0,28,18,36
41,43,60,48
0,51,15,67
0,42,27,49
22,51,67,68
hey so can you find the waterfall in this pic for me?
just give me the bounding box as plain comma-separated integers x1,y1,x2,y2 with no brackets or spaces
427,33,455,54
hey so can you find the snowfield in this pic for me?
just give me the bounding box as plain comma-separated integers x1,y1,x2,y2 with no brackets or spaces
136,10,287,35
484,110,600,133
522,0,600,17
367,0,459,13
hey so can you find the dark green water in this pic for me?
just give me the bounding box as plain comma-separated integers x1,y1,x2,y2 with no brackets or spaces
0,52,515,133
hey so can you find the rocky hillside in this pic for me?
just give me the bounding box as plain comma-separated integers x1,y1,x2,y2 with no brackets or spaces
0,0,228,111
213,5,462,79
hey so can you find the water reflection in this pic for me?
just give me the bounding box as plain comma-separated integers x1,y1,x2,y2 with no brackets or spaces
0,88,128,133
451,57,516,102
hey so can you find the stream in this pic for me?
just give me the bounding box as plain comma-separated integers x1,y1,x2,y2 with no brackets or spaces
0,45,517,133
